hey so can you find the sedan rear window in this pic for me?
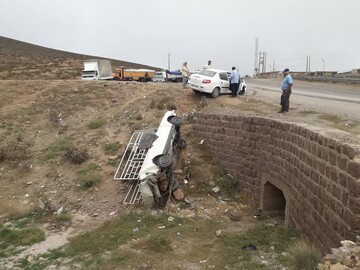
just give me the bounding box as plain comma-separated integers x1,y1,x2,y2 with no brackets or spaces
198,70,216,77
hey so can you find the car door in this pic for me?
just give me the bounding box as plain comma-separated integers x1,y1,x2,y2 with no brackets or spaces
219,72,230,93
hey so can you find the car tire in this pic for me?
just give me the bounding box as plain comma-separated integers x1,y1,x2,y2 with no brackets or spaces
155,154,173,169
211,87,220,98
177,138,187,149
169,116,183,126
238,87,246,96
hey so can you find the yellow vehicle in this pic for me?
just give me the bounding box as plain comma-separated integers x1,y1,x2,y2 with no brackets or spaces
112,68,155,82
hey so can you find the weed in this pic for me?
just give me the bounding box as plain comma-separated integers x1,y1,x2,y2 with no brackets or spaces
213,168,239,198
288,239,322,270
219,224,299,267
66,145,89,164
146,235,172,253
55,213,72,222
77,163,101,190
299,110,318,116
0,132,31,162
0,227,45,247
42,137,71,160
318,114,343,124
103,142,121,155
88,118,106,129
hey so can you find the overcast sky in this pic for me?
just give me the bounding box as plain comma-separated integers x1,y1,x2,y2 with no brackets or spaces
1,0,359,75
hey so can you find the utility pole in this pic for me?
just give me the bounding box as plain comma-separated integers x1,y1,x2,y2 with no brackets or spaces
168,52,171,71
273,60,275,72
321,58,325,73
254,37,259,76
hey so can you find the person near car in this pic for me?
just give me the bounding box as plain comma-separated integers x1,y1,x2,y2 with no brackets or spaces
203,60,212,70
230,67,239,97
279,68,293,113
181,62,190,88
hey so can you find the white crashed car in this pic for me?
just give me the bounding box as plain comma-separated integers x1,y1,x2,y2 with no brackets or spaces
188,68,246,98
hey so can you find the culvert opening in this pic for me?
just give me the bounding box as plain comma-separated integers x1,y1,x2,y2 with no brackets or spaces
262,182,286,216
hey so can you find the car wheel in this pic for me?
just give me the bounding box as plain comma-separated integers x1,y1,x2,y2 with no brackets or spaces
156,154,173,169
169,116,183,126
238,87,246,96
177,138,187,149
211,87,220,98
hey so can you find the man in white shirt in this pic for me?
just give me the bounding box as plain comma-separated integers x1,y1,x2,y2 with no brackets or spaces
181,62,190,88
230,67,239,97
203,60,212,70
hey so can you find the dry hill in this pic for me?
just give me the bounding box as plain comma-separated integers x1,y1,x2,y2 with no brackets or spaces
0,36,160,80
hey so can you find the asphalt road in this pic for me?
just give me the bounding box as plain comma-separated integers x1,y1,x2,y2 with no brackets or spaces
246,78,360,121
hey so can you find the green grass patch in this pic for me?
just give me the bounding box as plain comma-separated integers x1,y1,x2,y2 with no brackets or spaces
299,110,318,116
42,137,71,160
146,235,172,253
288,239,322,270
213,168,239,199
0,227,45,247
54,213,72,222
77,163,101,190
102,142,121,155
88,118,106,129
218,224,299,268
318,114,343,124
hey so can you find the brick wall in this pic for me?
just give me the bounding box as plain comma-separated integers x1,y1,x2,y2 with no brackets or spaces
193,112,360,252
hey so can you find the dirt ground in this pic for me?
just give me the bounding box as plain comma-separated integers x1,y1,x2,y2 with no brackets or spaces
0,80,359,269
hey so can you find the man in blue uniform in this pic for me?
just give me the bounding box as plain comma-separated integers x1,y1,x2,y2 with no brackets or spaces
279,68,293,113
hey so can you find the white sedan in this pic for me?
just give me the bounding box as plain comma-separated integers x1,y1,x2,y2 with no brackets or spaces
188,68,246,98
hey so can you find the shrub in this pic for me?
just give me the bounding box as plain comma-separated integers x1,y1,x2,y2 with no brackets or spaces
146,235,172,253
88,118,106,129
66,145,89,164
103,142,121,155
288,239,322,270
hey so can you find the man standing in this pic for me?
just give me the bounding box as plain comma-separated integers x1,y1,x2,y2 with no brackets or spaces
203,60,212,70
181,62,190,89
230,67,239,97
279,68,293,113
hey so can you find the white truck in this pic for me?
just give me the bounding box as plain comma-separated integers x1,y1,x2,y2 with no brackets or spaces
81,59,113,80
152,70,183,83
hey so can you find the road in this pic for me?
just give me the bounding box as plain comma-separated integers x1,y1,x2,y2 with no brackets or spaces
246,78,360,121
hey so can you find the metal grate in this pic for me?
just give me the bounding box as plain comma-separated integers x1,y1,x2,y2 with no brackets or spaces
114,131,148,181
123,180,142,204
114,131,149,204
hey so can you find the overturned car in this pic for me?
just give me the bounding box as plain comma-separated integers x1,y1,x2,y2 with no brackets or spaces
114,110,186,208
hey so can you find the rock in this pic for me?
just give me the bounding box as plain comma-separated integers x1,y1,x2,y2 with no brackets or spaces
108,155,118,160
56,206,64,215
27,255,33,263
323,254,341,264
24,193,30,198
342,257,355,268
329,263,350,270
38,199,45,210
216,230,222,237
173,169,183,174
227,209,241,221
172,188,184,200
26,181,33,185
340,240,357,248
212,186,220,193
356,235,360,244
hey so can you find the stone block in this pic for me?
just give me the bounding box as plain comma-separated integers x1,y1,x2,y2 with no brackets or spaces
342,144,359,159
347,161,360,179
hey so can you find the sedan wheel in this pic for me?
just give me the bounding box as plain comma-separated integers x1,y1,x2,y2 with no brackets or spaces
238,87,246,96
211,87,220,98
156,155,173,169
